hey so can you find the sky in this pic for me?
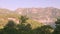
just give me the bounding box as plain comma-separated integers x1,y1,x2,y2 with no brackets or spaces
0,0,60,10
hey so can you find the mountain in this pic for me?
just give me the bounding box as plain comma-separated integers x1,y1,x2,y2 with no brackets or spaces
0,8,44,29
0,7,60,27
15,7,60,27
15,7,60,18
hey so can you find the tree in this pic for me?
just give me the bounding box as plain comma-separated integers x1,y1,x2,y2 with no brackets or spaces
5,20,16,28
17,16,31,34
53,19,60,34
32,25,54,34
20,16,28,24
2,20,18,34
40,25,54,34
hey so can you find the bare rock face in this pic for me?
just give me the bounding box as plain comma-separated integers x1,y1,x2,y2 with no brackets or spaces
15,7,60,27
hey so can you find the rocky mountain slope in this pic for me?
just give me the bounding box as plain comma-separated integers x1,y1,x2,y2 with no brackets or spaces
15,7,60,27
15,7,60,18
0,7,60,27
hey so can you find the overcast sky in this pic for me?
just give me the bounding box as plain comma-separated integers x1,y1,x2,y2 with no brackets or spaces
0,0,60,10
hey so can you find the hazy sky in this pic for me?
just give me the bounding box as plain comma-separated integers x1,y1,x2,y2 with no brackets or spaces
0,0,60,10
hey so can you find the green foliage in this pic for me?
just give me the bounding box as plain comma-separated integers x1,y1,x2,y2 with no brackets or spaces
53,18,60,34
20,16,28,24
0,15,54,34
0,20,18,34
0,13,20,28
6,20,16,27
31,25,54,34
26,19,43,29
40,25,54,34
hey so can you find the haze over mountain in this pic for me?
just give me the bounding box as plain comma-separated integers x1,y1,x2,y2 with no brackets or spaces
15,7,60,27
16,7,60,20
0,7,60,27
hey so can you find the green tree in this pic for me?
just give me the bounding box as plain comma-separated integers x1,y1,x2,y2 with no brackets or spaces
17,16,31,34
32,25,54,34
20,16,28,24
40,25,54,34
2,20,18,34
53,19,60,34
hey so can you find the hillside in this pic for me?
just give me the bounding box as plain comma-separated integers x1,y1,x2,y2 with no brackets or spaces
0,7,60,28
0,9,20,28
15,7,60,27
15,7,60,19
0,8,43,29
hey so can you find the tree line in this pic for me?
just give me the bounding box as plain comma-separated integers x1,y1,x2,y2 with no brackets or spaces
0,16,60,34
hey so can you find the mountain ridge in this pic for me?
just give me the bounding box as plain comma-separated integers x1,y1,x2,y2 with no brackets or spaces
0,7,60,26
15,7,60,27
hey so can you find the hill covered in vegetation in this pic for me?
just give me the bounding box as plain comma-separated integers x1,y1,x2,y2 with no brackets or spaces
0,7,60,28
0,7,60,34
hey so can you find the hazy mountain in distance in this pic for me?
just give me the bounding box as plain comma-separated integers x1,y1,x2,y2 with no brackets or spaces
0,7,60,27
0,8,15,14
15,7,60,18
0,8,19,19
15,7,60,27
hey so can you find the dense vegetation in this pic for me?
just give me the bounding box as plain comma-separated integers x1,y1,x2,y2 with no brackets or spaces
0,8,60,34
0,16,57,34
53,18,60,34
